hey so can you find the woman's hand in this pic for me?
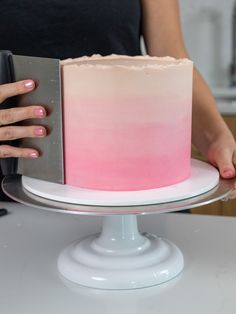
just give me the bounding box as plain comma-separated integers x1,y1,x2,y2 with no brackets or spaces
0,79,47,158
207,134,236,179
207,133,236,191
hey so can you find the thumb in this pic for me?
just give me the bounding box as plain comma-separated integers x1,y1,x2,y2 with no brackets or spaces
212,149,236,179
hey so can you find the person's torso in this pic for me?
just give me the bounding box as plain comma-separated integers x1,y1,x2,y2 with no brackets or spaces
0,0,142,59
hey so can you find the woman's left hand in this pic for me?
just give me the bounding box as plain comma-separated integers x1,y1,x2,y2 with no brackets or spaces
207,134,236,180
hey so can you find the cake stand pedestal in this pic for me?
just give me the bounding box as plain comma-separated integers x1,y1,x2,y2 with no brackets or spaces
58,214,183,289
2,160,236,290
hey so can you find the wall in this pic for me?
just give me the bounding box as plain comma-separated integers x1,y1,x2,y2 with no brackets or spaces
180,0,235,88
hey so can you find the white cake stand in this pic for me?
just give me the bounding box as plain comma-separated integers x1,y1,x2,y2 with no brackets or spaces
2,160,236,290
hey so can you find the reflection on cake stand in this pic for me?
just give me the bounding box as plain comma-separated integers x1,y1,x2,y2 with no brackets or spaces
2,160,235,290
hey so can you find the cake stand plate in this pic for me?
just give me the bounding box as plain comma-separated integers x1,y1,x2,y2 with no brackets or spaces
2,160,236,290
22,159,219,206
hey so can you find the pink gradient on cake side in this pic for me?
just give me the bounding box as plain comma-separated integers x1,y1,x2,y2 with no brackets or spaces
61,55,193,191
63,97,191,191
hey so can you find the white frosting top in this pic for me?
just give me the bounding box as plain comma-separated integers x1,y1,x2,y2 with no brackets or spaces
61,54,193,70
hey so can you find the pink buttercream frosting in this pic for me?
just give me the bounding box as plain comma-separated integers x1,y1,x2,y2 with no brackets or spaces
61,54,193,191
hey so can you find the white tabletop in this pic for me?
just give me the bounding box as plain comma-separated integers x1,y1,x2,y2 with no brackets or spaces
0,201,236,314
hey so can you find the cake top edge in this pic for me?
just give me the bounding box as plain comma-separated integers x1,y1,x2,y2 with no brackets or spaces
60,54,193,69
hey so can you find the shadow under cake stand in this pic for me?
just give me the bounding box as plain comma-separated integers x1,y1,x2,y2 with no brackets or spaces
2,159,235,290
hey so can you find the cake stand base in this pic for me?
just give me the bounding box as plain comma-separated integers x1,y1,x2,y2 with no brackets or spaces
58,215,184,289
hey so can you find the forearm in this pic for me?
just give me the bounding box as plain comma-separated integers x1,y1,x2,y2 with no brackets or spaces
191,69,234,157
141,0,187,58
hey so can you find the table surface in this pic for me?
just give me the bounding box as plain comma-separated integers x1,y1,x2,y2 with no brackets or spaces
0,202,236,314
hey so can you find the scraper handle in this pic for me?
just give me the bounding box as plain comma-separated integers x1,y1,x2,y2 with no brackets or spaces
0,50,18,175
0,50,14,87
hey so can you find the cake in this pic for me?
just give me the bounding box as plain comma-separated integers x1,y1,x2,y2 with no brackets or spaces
61,55,193,191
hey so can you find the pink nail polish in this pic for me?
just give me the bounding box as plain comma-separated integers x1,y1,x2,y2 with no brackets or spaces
24,80,34,89
29,152,38,158
34,108,45,117
223,170,234,178
35,128,45,136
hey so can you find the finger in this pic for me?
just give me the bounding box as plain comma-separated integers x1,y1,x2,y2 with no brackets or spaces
0,80,35,103
0,125,47,141
0,106,46,126
214,149,236,178
0,145,39,158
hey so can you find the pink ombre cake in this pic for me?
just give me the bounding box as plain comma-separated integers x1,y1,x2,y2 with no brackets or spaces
61,55,193,191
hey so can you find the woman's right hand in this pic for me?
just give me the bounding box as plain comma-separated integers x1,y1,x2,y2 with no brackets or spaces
0,79,47,158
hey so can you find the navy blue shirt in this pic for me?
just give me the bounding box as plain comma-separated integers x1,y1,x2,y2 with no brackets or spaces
0,0,141,59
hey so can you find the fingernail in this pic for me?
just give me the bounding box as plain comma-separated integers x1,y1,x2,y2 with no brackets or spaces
223,170,234,178
34,128,46,136
24,80,35,89
34,108,46,117
29,152,39,158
